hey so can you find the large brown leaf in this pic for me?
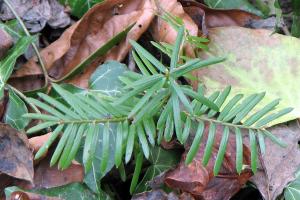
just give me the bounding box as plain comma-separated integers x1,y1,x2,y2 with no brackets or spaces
250,122,300,200
0,124,33,182
13,0,156,88
17,157,84,190
164,124,252,200
13,0,200,89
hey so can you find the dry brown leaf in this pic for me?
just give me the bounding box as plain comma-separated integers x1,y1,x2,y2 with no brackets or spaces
12,0,200,90
151,0,198,57
164,124,252,200
180,0,259,35
14,154,84,191
0,124,34,182
14,0,156,88
250,122,300,200
29,132,52,154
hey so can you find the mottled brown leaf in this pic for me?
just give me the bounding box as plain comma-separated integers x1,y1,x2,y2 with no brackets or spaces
15,155,84,190
165,124,252,200
0,124,33,182
250,122,300,200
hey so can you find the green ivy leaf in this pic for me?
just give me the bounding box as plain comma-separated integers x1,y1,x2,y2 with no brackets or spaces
4,89,29,130
89,61,128,96
204,0,264,17
82,123,117,194
0,36,34,98
5,183,110,200
285,179,300,200
134,147,181,193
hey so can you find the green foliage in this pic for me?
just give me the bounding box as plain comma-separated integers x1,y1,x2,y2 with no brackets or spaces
4,89,29,130
24,25,292,195
284,170,300,200
59,0,104,18
0,36,34,98
204,0,264,17
5,183,110,200
135,147,181,193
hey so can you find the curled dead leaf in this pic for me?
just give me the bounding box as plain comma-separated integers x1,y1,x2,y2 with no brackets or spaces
164,124,252,200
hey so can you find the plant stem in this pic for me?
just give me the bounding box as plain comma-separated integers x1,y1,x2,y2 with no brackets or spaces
3,0,49,85
184,112,266,131
7,85,41,114
58,117,129,125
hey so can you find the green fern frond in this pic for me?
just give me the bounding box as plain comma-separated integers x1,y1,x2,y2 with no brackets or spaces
23,24,293,195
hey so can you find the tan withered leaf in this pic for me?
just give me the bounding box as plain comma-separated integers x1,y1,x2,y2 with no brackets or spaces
164,124,252,200
13,0,156,88
180,0,259,36
151,0,198,58
250,122,300,200
0,124,33,182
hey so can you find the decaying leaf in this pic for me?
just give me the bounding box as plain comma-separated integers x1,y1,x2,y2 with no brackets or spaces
0,124,33,182
250,122,300,200
164,124,252,200
194,27,300,126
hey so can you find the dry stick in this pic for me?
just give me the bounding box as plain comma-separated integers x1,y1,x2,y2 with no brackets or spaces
3,0,49,86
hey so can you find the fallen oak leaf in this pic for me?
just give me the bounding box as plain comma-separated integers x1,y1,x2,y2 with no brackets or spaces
164,124,252,200
0,124,34,182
